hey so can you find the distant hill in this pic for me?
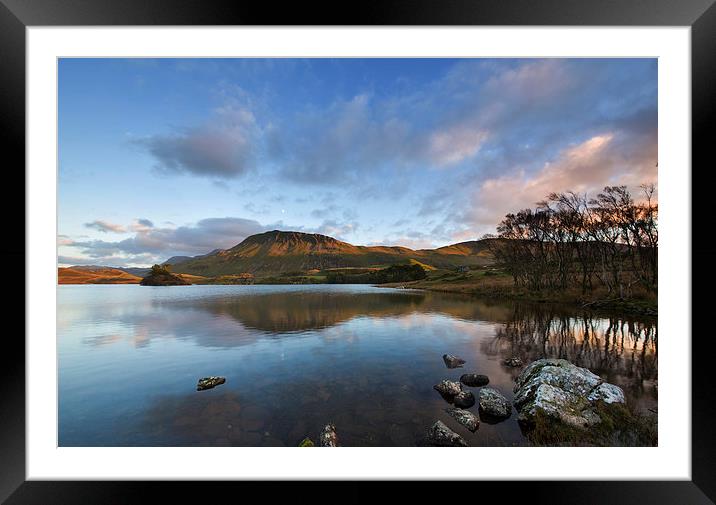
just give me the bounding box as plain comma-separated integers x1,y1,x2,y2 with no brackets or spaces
162,249,224,267
57,231,499,283
162,256,193,265
120,267,151,277
172,230,496,277
58,266,142,284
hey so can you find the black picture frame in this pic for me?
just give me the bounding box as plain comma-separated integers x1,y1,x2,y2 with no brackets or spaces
2,0,712,503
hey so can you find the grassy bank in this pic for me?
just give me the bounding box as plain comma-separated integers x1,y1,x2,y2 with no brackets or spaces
381,266,657,317
523,401,658,447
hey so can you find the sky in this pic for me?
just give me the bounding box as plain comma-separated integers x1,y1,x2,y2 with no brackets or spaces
58,58,657,267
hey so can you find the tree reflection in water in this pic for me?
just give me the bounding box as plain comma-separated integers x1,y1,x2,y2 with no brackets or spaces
482,304,657,412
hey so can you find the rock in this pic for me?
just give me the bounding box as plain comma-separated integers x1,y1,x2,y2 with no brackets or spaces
433,379,463,399
460,373,489,387
445,408,479,432
196,376,226,391
443,354,466,368
319,423,338,447
513,358,625,429
503,357,523,367
140,266,191,286
426,420,468,446
587,382,627,404
298,437,315,447
478,387,511,419
453,391,476,409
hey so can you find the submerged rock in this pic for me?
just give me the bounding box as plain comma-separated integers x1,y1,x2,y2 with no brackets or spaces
460,373,489,387
298,437,315,447
196,376,226,391
445,408,479,432
503,357,524,367
319,424,339,447
513,358,625,429
478,387,511,419
426,420,468,446
433,379,463,400
453,391,476,409
443,354,466,368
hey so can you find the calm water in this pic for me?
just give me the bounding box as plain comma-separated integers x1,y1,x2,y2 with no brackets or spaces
58,284,657,446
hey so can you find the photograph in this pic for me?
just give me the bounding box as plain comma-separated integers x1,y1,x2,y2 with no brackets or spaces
56,57,659,448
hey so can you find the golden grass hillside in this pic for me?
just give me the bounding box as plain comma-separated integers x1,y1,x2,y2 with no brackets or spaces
58,267,142,284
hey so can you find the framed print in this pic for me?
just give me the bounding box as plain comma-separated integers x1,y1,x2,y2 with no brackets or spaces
2,0,714,503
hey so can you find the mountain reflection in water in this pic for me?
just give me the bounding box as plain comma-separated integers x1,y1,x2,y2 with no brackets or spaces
58,285,656,446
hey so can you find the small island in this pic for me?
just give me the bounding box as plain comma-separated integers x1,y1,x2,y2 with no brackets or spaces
139,264,190,286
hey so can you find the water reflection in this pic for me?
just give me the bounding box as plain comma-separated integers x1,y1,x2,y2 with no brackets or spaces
176,289,514,334
481,304,657,412
58,285,657,446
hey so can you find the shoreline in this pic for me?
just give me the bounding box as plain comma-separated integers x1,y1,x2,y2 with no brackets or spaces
59,277,657,318
379,276,657,318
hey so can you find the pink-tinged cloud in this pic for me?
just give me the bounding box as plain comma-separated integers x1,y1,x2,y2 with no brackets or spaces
468,132,657,234
84,220,126,233
428,126,489,166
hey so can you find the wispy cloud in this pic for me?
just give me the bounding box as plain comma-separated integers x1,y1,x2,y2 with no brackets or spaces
66,217,268,262
84,220,126,233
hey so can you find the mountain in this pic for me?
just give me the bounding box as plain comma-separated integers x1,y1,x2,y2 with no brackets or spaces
120,267,151,277
58,266,142,284
163,249,224,266
162,256,193,265
172,230,495,277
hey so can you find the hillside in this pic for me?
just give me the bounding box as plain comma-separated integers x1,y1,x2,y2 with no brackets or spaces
58,267,142,284
173,230,495,277
162,249,224,267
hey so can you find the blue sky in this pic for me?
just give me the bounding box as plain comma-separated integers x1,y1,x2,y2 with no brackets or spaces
58,58,657,267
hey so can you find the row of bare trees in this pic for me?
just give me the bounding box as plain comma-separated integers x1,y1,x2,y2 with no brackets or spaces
488,184,658,298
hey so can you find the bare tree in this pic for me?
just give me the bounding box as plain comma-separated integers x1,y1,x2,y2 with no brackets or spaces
493,184,657,299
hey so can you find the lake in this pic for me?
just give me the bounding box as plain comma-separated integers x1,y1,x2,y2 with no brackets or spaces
58,284,657,446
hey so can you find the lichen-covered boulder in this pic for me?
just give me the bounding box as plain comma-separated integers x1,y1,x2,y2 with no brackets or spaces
588,382,627,404
196,376,226,391
445,408,479,432
460,373,489,387
453,391,476,408
478,387,511,419
426,420,468,446
433,379,463,399
513,359,625,429
443,354,466,368
319,424,339,447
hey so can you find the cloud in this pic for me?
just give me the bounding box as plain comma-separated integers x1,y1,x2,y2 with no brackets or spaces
466,131,657,235
82,59,656,250
84,220,126,233
368,231,436,250
57,234,75,246
129,59,657,226
310,204,339,220
312,219,359,240
58,253,157,268
133,106,259,178
65,217,268,262
428,126,489,167
269,59,656,193
129,218,154,232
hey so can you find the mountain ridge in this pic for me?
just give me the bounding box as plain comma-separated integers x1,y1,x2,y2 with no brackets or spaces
172,230,495,277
